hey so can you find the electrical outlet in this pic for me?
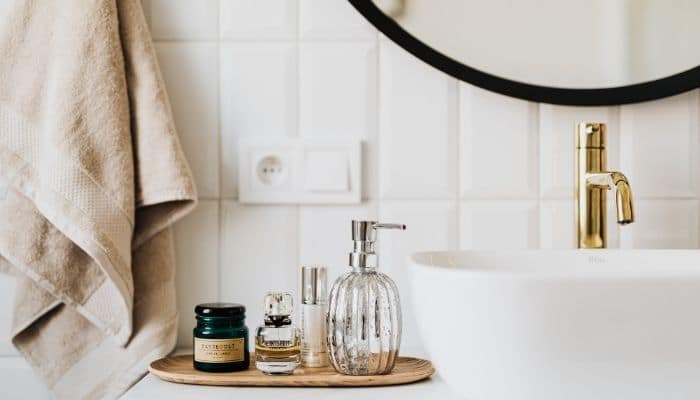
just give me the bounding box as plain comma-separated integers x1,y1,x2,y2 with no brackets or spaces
255,155,286,186
249,149,293,193
239,137,361,204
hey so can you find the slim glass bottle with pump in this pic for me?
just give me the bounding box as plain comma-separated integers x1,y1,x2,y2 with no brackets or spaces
327,220,406,375
300,266,329,368
255,292,301,375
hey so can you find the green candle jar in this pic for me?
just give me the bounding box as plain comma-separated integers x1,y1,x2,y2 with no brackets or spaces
193,303,249,372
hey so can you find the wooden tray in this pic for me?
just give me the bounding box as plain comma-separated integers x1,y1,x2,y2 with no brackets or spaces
149,354,435,387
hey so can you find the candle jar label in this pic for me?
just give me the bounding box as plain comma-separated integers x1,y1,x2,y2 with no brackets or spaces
194,338,245,363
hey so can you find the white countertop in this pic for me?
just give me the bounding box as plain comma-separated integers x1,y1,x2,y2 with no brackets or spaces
123,373,464,400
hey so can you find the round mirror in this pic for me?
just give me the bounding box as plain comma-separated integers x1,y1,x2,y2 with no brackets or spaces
350,0,700,105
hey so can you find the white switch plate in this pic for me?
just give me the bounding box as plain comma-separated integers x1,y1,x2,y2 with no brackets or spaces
238,137,362,204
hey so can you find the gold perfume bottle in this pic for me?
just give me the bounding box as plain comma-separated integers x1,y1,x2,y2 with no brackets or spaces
255,292,301,375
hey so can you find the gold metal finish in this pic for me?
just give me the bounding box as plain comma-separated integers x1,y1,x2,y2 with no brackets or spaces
576,122,635,248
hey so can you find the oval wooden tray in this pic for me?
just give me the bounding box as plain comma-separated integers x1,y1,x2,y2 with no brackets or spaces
149,354,435,387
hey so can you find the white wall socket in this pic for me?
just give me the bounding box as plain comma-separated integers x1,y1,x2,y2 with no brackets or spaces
238,137,362,204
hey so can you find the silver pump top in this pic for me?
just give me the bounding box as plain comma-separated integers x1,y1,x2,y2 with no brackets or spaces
349,220,406,269
264,291,293,317
301,266,327,305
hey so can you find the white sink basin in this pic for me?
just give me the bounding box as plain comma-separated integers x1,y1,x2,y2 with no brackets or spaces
408,250,700,400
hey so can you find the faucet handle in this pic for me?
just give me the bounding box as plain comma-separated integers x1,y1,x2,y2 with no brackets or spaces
577,122,606,149
585,172,634,225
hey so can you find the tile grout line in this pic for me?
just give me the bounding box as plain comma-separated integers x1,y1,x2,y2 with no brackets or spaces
373,24,380,207
533,100,542,249
615,105,622,248
696,89,700,249
454,82,462,251
294,0,301,141
694,89,700,249
375,31,383,208
294,0,302,294
153,38,377,44
217,200,223,301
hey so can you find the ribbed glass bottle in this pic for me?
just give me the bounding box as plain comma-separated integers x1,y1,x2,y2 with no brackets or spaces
326,268,401,375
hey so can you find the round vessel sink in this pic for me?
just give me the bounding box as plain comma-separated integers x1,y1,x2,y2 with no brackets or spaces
408,250,700,400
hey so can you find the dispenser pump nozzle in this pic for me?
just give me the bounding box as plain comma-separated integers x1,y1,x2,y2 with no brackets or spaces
349,220,406,269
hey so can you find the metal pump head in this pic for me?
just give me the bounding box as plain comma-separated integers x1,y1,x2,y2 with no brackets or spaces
349,220,406,269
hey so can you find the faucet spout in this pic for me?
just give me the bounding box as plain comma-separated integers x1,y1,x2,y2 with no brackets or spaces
576,122,635,248
585,171,635,225
615,177,634,225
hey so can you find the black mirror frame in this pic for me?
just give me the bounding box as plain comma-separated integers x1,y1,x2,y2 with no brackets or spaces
349,0,700,106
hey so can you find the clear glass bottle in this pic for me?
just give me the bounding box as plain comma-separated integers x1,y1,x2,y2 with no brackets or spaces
255,292,301,375
327,221,406,375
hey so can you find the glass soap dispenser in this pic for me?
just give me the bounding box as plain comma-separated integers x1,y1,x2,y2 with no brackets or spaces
255,292,301,375
327,220,406,375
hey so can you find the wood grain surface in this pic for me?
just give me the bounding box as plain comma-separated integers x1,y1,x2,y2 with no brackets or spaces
149,354,435,387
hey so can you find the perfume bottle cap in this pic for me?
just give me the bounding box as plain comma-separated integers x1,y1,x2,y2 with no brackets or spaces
264,291,294,317
301,266,327,305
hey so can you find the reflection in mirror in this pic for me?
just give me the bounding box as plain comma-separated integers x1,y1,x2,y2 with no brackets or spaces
372,0,700,89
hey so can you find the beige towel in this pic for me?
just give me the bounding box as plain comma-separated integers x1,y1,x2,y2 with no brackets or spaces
0,0,197,398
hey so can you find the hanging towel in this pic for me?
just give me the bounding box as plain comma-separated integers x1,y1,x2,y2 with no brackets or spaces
0,0,197,398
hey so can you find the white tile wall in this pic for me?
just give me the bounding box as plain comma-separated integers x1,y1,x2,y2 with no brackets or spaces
220,42,297,197
379,40,458,200
220,0,297,40
460,85,538,199
299,42,377,138
621,199,700,248
620,91,699,198
299,0,376,40
173,201,220,347
0,357,49,399
540,200,575,249
156,42,220,198
1,0,700,375
149,0,219,40
219,202,299,326
300,42,379,198
461,201,539,249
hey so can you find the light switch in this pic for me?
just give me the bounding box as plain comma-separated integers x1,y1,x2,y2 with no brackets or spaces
304,150,349,192
239,137,361,204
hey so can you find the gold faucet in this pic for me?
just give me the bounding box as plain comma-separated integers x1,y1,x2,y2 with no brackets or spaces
576,122,634,249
